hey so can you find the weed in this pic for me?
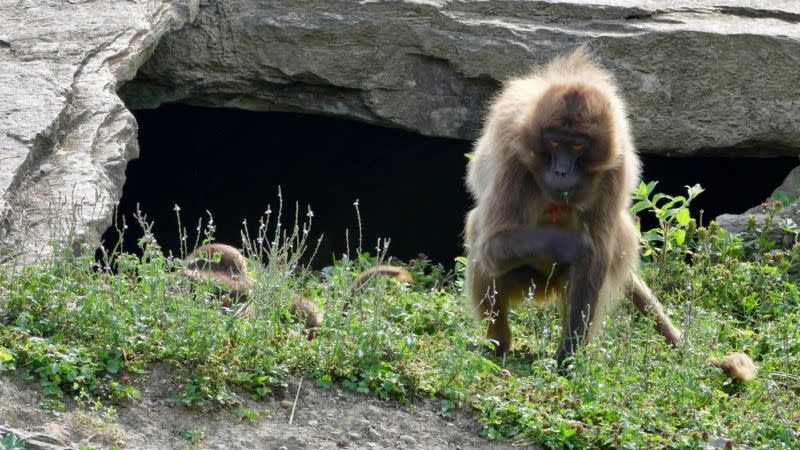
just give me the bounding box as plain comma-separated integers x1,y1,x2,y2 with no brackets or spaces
234,407,261,423
0,432,25,450
0,187,797,448
176,428,206,444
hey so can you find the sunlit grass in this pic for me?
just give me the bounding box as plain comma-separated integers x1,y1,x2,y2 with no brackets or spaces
0,191,798,449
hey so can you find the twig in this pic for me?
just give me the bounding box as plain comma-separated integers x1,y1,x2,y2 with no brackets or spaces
288,376,303,425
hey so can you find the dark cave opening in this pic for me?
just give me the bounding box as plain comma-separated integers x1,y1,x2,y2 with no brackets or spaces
102,104,797,267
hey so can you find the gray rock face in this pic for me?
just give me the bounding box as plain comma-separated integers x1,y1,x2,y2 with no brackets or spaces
0,0,198,263
123,0,800,156
1,0,799,263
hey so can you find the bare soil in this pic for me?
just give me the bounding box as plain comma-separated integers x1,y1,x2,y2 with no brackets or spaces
0,364,515,449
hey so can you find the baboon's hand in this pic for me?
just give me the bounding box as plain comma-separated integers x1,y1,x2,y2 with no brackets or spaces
479,227,591,276
549,230,592,264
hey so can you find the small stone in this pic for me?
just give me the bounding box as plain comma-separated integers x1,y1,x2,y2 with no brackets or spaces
347,431,362,439
308,420,320,427
278,447,288,450
399,435,417,445
499,368,512,378
279,400,293,409
368,427,380,437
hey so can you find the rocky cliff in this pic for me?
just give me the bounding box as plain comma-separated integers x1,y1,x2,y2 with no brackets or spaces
1,0,799,261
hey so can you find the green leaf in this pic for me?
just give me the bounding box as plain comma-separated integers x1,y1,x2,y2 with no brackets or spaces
107,358,121,374
0,347,13,363
661,196,686,212
646,180,659,196
686,183,705,199
635,181,648,199
642,231,661,243
629,201,650,215
674,229,686,246
675,208,691,226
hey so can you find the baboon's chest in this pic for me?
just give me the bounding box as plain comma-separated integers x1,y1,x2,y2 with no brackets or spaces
536,205,581,230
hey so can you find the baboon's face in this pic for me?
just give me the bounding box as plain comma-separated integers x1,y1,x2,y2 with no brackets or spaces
521,86,614,206
533,128,592,203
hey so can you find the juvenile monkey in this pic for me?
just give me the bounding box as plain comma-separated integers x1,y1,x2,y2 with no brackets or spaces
186,244,412,338
464,48,752,379
708,352,757,383
186,243,323,336
186,243,254,306
353,265,413,290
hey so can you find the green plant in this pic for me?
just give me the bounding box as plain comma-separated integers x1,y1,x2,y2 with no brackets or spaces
0,432,25,450
234,407,261,423
176,428,206,444
0,347,14,373
0,186,797,449
631,181,704,264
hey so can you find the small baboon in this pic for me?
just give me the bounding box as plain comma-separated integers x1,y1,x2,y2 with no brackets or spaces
186,244,413,338
354,265,413,290
464,48,753,378
186,243,254,306
186,243,323,337
708,352,757,383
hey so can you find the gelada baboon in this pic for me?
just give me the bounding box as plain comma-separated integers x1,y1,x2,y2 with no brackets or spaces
186,243,255,306
354,265,414,290
186,243,323,335
186,244,413,338
464,48,686,366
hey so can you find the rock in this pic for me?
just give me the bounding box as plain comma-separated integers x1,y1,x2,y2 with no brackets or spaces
123,0,800,156
2,0,799,263
399,434,417,445
0,0,199,264
279,400,293,409
308,419,320,427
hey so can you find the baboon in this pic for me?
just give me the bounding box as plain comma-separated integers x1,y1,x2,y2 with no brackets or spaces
186,243,254,306
464,48,684,365
354,265,413,290
186,243,413,338
186,243,323,337
341,264,414,314
708,352,757,383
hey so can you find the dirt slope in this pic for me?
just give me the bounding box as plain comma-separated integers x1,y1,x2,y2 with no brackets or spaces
0,364,515,449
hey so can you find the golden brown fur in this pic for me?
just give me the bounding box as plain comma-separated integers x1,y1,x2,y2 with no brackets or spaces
186,243,323,337
354,265,413,290
186,244,413,339
708,352,757,383
186,243,254,306
464,49,756,379
464,48,681,363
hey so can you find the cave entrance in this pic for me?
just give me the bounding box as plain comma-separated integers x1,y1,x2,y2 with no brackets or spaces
103,105,472,267
103,104,796,267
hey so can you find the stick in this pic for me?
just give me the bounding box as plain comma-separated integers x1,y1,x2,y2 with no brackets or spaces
288,376,303,425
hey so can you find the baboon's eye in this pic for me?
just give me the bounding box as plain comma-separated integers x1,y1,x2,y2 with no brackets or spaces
548,139,560,148
571,143,584,151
